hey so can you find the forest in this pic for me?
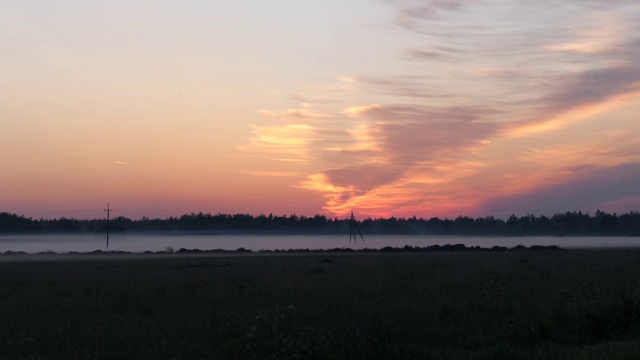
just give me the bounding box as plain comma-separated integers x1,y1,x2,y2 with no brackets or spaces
1,210,639,236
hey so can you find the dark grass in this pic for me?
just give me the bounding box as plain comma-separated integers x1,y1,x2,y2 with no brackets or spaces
2,250,640,359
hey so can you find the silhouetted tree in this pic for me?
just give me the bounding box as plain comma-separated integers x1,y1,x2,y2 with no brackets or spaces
1,210,639,236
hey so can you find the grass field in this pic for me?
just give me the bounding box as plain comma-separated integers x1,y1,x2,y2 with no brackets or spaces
2,249,640,359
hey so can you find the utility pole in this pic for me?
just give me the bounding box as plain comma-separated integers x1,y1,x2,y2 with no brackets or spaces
104,203,112,250
349,211,366,248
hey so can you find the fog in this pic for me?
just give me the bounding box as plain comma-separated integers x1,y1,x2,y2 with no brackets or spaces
0,234,638,254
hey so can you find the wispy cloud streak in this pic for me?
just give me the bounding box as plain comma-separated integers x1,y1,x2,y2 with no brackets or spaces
243,0,640,217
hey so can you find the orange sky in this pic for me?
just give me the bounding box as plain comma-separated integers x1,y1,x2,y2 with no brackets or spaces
1,1,640,220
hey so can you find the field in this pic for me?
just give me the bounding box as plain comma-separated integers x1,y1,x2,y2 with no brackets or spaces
2,249,640,359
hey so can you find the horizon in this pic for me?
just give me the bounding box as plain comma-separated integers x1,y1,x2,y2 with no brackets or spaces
2,1,640,221
2,207,635,222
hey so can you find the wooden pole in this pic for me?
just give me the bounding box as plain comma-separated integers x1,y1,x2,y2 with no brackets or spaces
104,203,112,250
350,212,366,247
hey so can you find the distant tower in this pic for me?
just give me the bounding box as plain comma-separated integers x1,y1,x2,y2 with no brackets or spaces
104,203,112,250
349,211,366,247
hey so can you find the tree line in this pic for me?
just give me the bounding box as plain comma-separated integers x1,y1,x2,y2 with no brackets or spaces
1,210,639,236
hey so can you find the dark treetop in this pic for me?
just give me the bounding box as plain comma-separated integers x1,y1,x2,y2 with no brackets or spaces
1,210,639,236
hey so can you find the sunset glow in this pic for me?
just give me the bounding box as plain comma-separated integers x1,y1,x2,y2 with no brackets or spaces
2,0,640,220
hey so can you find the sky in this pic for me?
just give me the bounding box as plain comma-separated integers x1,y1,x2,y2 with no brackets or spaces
1,0,639,220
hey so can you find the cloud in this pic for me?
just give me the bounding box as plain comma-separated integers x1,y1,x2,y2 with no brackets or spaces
343,104,383,116
293,103,500,215
481,163,640,217
241,0,640,218
404,48,449,61
300,158,488,218
542,66,640,113
352,75,454,99
283,108,329,119
505,65,640,137
292,93,337,104
258,109,278,119
353,104,498,122
338,76,358,83
240,123,317,163
391,0,467,30
323,165,403,194
259,107,332,122
241,170,299,177
379,119,495,163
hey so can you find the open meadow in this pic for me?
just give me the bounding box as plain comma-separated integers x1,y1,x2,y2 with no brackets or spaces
2,249,640,359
